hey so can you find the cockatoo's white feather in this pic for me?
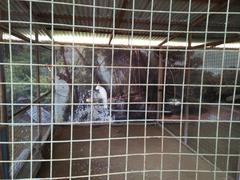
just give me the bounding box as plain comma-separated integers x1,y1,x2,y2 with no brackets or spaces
95,85,108,109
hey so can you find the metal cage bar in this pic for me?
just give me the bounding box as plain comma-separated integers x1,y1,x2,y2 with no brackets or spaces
0,0,240,179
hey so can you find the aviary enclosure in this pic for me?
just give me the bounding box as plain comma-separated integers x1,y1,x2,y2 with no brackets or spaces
0,0,240,179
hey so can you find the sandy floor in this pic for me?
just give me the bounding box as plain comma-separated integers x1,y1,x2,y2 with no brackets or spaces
165,105,240,179
37,124,232,180
9,125,50,162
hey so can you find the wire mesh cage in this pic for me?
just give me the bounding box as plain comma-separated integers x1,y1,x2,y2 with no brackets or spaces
0,0,240,179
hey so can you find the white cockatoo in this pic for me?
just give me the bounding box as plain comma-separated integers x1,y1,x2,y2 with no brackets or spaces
95,85,108,109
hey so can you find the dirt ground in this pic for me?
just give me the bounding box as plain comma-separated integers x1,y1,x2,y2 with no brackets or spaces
37,124,232,180
165,105,240,180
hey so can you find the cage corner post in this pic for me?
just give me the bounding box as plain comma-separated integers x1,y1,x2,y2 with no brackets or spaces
35,29,42,140
183,33,192,145
157,51,164,120
0,30,10,179
237,155,240,180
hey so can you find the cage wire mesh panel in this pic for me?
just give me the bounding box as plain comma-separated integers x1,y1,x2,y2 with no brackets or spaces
0,0,240,179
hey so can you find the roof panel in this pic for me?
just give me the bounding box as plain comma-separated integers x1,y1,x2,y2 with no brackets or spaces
1,0,239,47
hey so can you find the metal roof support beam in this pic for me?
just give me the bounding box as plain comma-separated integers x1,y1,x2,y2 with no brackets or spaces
19,1,53,41
192,35,240,49
109,0,128,45
0,27,51,51
158,0,230,47
0,25,32,42
0,7,34,42
183,33,192,145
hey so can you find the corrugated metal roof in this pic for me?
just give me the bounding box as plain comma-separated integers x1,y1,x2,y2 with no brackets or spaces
53,30,110,44
111,34,165,46
1,0,239,47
